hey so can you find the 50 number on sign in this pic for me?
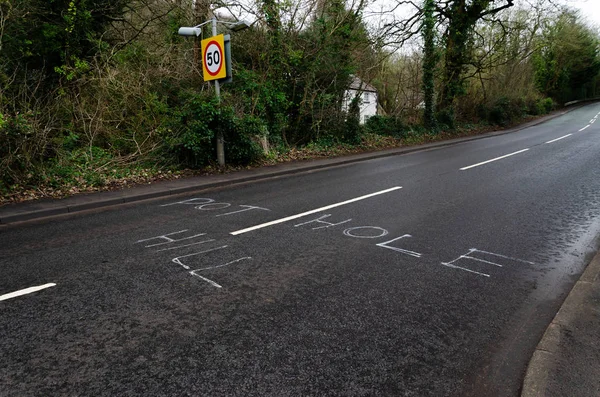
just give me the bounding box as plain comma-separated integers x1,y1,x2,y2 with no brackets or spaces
201,34,226,81
206,50,220,68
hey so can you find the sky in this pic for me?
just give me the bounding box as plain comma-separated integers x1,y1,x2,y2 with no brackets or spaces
568,0,600,27
222,0,600,34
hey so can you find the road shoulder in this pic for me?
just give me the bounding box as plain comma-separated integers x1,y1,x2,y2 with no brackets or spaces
521,251,600,396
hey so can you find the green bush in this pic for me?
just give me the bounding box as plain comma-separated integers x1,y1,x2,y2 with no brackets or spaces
523,97,555,116
226,115,266,164
313,107,348,144
344,97,363,144
487,97,525,126
538,98,555,114
0,113,35,187
436,108,455,130
44,146,114,188
231,69,289,140
364,115,406,137
164,93,265,167
162,93,223,167
524,97,539,115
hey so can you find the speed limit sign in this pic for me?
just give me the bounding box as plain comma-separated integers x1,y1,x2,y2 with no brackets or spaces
201,34,227,81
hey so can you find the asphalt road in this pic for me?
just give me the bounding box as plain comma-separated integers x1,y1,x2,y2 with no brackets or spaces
2,104,600,396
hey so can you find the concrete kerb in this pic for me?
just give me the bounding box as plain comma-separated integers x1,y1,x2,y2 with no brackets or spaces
0,106,584,225
521,251,600,397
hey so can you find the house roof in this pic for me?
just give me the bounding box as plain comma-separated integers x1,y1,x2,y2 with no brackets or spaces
348,75,377,93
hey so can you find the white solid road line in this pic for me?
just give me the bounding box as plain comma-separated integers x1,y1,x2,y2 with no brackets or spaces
0,283,56,301
230,186,403,235
460,149,530,171
546,134,573,144
579,125,590,131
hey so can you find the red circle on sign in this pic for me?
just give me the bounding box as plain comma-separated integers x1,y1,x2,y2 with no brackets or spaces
204,40,223,77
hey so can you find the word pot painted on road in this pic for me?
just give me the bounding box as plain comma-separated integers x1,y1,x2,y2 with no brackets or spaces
161,197,270,217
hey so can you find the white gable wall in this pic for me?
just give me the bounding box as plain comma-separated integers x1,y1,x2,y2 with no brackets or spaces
343,89,378,124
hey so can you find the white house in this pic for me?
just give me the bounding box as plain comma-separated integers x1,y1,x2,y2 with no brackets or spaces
342,75,378,124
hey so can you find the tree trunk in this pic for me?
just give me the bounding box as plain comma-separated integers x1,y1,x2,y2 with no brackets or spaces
438,1,514,115
422,0,437,130
439,0,469,113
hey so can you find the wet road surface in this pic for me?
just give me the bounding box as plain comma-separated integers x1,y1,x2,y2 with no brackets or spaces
2,104,600,396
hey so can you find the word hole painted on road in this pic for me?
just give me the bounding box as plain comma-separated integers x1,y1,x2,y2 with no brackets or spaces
292,211,537,278
201,34,226,81
441,249,535,278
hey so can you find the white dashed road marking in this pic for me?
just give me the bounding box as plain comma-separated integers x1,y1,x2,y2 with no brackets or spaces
460,149,530,171
231,187,403,235
546,134,572,144
0,283,56,301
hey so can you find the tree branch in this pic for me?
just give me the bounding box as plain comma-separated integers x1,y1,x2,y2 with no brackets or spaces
480,0,514,18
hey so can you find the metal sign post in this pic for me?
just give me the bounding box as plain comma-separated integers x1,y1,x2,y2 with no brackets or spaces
212,19,224,166
178,18,250,167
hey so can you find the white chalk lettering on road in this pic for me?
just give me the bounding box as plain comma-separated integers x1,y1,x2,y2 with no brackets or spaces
295,214,353,230
160,198,215,207
155,239,216,252
376,235,422,258
216,205,270,217
441,248,534,278
230,186,402,235
172,246,229,270
190,257,252,288
195,202,231,210
1,283,56,302
134,229,254,290
343,226,389,239
135,230,208,248
160,198,271,217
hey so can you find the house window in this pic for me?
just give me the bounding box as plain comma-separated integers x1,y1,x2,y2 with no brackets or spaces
363,92,370,103
364,115,371,124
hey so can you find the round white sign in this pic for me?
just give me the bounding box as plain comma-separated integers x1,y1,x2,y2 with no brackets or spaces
204,41,223,77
